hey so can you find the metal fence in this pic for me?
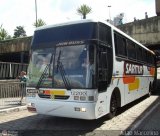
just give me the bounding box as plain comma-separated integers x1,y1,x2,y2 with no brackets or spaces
0,62,28,79
0,81,26,109
0,62,28,109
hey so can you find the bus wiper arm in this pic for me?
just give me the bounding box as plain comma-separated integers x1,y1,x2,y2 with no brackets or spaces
36,64,49,89
56,50,61,73
57,61,71,90
56,51,71,90
48,52,54,77
36,52,54,89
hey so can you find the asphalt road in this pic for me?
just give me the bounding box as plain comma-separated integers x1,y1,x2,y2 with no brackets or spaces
0,95,160,136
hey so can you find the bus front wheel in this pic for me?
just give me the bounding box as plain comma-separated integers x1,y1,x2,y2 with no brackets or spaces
107,93,117,119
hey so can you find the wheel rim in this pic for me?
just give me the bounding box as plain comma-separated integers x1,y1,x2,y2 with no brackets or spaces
110,95,117,115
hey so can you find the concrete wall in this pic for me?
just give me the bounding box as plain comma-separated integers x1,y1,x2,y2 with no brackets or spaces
118,16,160,46
0,17,160,53
0,36,32,53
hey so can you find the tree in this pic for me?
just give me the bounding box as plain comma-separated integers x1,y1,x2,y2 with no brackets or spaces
13,26,26,38
0,25,10,41
77,4,92,19
33,18,46,28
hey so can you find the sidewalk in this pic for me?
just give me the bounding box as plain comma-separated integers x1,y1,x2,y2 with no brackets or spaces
0,97,27,115
0,105,27,115
135,101,160,130
125,95,160,131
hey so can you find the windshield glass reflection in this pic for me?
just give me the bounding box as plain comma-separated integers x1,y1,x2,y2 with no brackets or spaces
27,48,53,88
27,44,96,89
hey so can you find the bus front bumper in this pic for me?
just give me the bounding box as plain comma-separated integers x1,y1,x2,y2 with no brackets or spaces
27,99,96,120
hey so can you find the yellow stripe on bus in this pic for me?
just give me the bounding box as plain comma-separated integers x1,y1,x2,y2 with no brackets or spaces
128,78,140,91
50,90,65,95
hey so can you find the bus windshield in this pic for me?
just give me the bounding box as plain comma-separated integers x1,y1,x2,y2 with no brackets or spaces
27,44,96,89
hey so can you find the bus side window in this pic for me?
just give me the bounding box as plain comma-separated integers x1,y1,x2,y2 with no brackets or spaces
99,52,108,80
137,46,143,61
127,40,136,60
142,49,147,63
98,48,108,92
114,32,127,57
99,23,112,47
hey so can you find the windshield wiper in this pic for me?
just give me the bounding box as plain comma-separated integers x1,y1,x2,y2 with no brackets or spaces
36,64,49,89
56,50,71,90
36,52,54,89
49,53,54,77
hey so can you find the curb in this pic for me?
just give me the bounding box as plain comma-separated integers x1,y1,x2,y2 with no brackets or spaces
0,105,27,115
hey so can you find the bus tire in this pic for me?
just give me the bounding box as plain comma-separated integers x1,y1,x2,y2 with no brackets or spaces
107,93,117,119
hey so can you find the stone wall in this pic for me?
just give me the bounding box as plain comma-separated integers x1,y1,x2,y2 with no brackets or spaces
0,16,160,53
118,16,160,46
0,36,32,53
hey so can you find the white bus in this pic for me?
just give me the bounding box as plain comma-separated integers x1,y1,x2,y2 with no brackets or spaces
26,19,156,120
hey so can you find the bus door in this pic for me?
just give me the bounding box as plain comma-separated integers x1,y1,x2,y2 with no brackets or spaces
95,45,113,116
98,46,108,92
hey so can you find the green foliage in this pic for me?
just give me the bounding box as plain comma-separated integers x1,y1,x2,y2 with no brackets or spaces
77,4,92,19
0,25,11,41
13,26,27,38
33,19,46,28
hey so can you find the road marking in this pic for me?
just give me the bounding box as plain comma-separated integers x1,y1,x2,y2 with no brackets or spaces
130,101,160,131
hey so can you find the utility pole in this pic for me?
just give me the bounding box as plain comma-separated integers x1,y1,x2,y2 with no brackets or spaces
108,5,111,23
35,0,38,27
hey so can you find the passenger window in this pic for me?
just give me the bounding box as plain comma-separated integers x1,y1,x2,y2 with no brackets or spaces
99,23,112,46
114,33,126,57
127,40,136,59
151,55,155,66
137,46,143,61
147,53,151,64
142,50,147,63
148,53,155,66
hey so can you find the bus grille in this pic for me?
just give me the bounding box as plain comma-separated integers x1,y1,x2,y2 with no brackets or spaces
38,94,70,100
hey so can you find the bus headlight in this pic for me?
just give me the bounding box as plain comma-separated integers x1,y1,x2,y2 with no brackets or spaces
74,107,86,112
80,96,86,101
81,108,86,112
74,96,94,101
74,96,86,101
74,96,79,100
88,96,94,101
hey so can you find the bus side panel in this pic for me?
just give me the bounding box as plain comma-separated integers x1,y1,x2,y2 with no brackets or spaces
112,60,127,106
95,91,110,118
94,83,124,118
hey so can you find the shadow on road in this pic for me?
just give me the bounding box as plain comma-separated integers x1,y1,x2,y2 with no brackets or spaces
0,91,159,136
0,110,119,136
124,94,160,131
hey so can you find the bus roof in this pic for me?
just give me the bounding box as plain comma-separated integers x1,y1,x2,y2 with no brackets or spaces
35,19,155,55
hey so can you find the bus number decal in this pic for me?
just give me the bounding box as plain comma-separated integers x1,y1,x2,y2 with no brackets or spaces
124,62,143,75
71,91,87,96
